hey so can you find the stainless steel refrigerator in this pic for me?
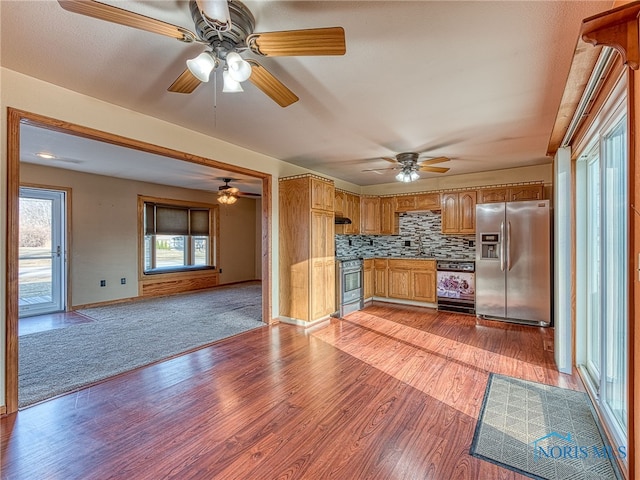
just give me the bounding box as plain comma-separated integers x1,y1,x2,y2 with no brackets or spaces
475,199,551,326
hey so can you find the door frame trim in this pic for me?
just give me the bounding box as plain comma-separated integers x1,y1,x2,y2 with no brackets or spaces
5,107,273,414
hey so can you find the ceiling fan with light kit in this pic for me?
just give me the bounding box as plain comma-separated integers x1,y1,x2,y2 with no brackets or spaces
363,152,451,182
217,178,260,204
57,0,346,107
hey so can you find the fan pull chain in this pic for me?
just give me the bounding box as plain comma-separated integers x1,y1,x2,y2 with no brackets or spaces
213,70,217,128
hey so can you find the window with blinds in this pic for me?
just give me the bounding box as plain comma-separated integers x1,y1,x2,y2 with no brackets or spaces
142,201,216,273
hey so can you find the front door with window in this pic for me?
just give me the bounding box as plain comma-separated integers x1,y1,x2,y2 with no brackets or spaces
18,187,66,317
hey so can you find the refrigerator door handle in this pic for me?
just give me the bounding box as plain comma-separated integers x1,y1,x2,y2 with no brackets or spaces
507,221,512,271
500,221,505,271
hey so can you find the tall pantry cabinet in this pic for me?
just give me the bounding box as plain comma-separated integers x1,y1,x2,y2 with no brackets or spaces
279,175,335,322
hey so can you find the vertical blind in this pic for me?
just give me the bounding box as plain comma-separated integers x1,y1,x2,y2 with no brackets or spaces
144,203,210,236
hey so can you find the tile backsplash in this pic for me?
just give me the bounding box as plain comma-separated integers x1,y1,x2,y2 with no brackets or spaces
336,211,475,259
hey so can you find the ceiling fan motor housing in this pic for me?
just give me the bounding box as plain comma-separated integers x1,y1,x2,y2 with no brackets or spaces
190,0,255,58
396,152,420,166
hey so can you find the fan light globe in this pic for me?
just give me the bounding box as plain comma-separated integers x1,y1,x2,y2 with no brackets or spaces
226,52,252,82
223,71,244,92
395,170,419,183
187,52,217,82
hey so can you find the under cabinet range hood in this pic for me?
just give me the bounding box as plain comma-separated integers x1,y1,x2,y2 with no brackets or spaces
335,216,352,225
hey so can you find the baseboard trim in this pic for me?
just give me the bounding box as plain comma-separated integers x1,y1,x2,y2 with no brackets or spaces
278,315,332,328
73,280,261,311
371,297,437,309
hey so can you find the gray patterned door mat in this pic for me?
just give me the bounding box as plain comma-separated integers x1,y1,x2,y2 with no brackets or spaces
470,374,623,479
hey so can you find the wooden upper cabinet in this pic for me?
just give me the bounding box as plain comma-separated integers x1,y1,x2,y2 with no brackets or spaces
395,193,441,212
361,196,381,234
478,188,507,204
414,193,441,210
311,178,334,212
508,184,543,202
478,184,544,203
395,196,416,212
344,193,361,234
380,197,398,235
441,192,459,234
334,190,345,216
458,191,476,234
441,190,476,234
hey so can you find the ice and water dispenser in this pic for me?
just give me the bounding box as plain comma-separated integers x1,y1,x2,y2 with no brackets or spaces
480,233,500,260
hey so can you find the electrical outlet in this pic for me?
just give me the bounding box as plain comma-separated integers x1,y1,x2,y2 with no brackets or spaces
404,240,411,246
121,278,126,285
468,240,475,247
219,268,223,273
369,239,374,246
348,239,352,246
100,280,106,287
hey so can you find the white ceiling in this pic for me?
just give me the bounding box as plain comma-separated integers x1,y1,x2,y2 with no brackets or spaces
2,0,612,188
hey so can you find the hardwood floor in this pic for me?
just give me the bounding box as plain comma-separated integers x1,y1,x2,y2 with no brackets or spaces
1,302,582,479
18,311,96,336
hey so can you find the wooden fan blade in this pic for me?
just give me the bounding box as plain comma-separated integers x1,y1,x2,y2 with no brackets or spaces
247,60,299,107
168,68,202,93
419,166,450,174
382,157,398,164
58,0,198,43
238,191,262,197
362,167,397,172
419,156,450,166
247,27,346,56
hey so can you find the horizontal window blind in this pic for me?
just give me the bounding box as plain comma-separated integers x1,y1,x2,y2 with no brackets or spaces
144,203,210,236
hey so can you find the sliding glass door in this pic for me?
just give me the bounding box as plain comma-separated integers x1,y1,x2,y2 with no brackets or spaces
601,118,628,434
585,149,601,386
576,90,628,449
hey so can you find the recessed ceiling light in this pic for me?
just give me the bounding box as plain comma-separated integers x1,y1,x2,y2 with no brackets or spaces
36,152,56,159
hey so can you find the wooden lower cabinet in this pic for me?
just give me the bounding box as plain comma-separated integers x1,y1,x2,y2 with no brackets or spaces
373,259,388,297
371,258,436,303
388,261,411,299
412,269,436,302
363,259,374,299
310,211,335,319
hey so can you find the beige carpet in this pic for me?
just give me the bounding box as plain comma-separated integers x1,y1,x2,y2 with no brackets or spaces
19,283,263,408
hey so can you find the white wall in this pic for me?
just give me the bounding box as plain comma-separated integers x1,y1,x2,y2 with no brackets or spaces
20,163,258,305
218,197,258,284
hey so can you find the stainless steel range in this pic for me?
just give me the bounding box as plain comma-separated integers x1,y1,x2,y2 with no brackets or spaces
436,260,476,314
335,257,364,317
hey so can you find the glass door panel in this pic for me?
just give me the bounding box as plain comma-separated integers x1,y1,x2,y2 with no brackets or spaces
19,187,66,317
585,154,601,386
602,118,628,434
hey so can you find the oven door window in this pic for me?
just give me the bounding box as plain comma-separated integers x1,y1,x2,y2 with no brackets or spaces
344,271,362,292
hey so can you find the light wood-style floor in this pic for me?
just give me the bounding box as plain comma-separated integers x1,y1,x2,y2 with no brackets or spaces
1,302,582,479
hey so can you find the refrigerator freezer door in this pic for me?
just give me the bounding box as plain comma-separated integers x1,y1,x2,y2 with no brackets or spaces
475,203,506,318
505,200,551,325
